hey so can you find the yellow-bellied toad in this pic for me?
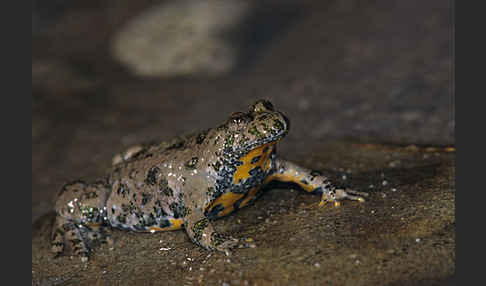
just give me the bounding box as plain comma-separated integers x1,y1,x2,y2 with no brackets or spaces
51,100,367,259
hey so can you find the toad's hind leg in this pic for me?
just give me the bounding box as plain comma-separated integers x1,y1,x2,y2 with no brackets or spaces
51,180,111,260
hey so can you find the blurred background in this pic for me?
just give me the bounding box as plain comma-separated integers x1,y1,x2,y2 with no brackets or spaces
32,0,454,222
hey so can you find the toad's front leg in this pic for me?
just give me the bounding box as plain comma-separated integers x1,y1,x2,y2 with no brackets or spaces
265,158,368,207
184,209,241,255
183,179,253,255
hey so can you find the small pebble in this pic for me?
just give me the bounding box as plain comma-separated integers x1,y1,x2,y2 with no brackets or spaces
382,180,388,186
314,262,321,268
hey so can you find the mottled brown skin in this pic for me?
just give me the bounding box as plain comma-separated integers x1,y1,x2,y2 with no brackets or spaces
51,99,367,260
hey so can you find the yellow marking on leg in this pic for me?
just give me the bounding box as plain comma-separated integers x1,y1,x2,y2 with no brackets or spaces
266,173,317,192
233,143,275,184
205,192,245,217
149,218,184,232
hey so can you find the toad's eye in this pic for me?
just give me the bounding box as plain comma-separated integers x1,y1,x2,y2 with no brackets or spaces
251,99,274,113
229,112,246,124
229,112,253,126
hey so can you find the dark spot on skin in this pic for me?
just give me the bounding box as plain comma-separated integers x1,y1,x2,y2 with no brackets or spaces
250,155,261,164
52,242,64,247
300,179,309,185
167,139,185,150
310,170,322,177
273,119,284,132
117,183,130,198
205,204,225,220
233,195,247,210
159,219,171,228
132,193,137,202
62,223,74,232
54,228,65,236
145,166,160,186
225,134,235,148
169,201,186,218
144,153,153,159
249,166,263,177
159,179,174,197
144,213,156,226
141,193,153,206
207,187,220,200
192,218,209,242
185,157,199,170
112,166,122,176
212,161,222,172
117,214,127,224
196,130,208,144
260,100,274,111
122,203,136,214
153,200,168,218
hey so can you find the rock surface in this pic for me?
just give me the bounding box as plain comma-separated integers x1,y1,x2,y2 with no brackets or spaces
32,143,455,285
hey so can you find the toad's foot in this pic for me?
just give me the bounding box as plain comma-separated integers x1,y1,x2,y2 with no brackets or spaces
319,189,369,207
51,216,111,261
